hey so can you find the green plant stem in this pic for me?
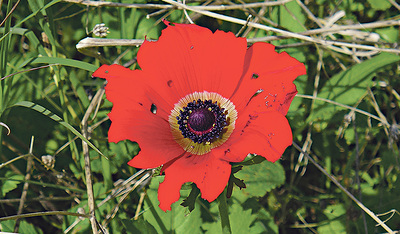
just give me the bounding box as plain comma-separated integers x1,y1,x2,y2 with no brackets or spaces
217,189,231,234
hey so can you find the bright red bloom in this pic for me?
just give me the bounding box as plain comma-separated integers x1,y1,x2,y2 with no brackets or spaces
93,22,306,211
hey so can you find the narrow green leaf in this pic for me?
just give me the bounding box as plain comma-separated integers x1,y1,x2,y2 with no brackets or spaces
0,0,13,77
0,28,47,58
321,53,400,104
311,53,400,122
22,30,48,56
69,70,90,107
0,0,62,44
19,57,98,72
10,101,105,158
101,155,112,190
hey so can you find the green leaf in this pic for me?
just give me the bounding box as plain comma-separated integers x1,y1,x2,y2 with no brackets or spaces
101,154,112,190
120,219,158,234
93,182,106,199
317,204,346,233
310,53,400,124
233,160,285,202
0,0,62,44
367,0,391,10
229,204,257,233
143,177,202,233
252,208,279,233
322,53,400,103
109,141,140,165
19,57,98,72
202,204,259,233
0,219,43,234
0,219,15,232
381,150,399,172
273,1,306,33
1,172,24,197
10,101,105,158
64,205,91,232
376,27,399,43
69,70,90,107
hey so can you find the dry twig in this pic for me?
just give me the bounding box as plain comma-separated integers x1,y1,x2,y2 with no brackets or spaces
80,87,106,234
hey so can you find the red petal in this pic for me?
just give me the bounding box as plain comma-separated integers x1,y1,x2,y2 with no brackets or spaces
157,153,231,211
93,64,173,120
218,110,293,163
246,81,298,116
231,42,306,112
108,109,185,168
94,66,184,168
138,23,248,103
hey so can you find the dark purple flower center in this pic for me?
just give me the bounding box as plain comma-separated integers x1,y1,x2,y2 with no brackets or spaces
188,108,215,133
177,99,227,144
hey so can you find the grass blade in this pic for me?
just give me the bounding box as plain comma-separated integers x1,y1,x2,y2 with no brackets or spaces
11,101,106,159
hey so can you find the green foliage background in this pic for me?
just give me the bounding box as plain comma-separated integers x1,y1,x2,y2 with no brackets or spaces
1,0,400,233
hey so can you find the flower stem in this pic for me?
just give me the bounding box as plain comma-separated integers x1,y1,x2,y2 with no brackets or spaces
217,189,231,234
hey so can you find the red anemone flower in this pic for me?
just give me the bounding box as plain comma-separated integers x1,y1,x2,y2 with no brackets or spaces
93,22,306,211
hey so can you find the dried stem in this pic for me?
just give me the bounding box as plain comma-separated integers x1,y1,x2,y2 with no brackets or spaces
102,172,152,228
81,135,98,233
80,87,106,234
0,153,29,170
98,169,146,207
134,192,146,220
388,0,400,12
75,0,400,57
248,19,400,43
62,0,292,10
14,136,34,233
0,211,91,222
76,38,144,50
295,94,390,127
0,196,77,203
162,0,400,55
